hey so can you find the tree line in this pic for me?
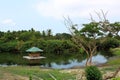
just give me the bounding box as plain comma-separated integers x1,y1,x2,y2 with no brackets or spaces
0,21,120,56
0,28,78,55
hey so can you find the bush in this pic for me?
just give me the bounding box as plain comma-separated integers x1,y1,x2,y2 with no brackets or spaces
0,41,18,52
85,66,102,80
100,38,120,50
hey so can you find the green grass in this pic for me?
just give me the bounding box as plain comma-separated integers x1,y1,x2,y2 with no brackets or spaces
107,56,120,65
110,48,120,56
0,66,76,80
0,70,4,79
0,64,120,80
101,65,119,72
106,48,120,66
111,77,120,80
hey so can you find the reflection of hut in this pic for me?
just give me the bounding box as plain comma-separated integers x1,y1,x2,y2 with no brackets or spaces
26,47,43,57
23,47,45,60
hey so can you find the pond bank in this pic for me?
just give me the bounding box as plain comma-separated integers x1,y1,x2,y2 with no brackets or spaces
0,64,120,80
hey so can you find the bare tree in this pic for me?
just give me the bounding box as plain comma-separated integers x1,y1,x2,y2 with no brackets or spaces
64,17,98,66
64,10,114,66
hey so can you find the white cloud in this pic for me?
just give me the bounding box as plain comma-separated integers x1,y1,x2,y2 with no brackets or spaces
1,19,16,26
35,0,120,20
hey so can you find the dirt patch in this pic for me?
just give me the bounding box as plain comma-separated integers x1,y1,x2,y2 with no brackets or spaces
1,72,29,80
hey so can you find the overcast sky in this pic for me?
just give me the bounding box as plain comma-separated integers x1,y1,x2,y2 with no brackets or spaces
0,0,120,34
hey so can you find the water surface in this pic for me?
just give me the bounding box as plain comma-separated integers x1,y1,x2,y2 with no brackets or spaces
0,52,108,69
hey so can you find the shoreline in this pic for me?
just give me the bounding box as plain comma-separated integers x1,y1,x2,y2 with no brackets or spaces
0,62,108,69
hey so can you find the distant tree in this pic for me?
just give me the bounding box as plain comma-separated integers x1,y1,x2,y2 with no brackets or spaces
16,40,24,52
42,30,46,37
0,31,4,38
30,28,35,32
110,22,120,38
19,32,32,41
3,32,14,42
46,29,52,37
81,22,103,38
34,31,41,38
55,33,72,40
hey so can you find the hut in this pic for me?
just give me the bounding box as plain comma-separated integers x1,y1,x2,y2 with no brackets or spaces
23,47,45,60
26,47,43,57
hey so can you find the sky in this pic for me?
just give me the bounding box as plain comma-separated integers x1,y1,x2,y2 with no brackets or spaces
0,0,120,34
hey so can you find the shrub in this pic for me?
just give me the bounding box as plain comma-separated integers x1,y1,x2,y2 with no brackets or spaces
85,66,102,80
100,38,120,50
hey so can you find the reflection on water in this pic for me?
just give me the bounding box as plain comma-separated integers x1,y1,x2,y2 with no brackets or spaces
42,54,107,69
0,52,108,69
0,64,17,67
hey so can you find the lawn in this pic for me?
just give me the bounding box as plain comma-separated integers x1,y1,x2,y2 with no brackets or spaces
0,64,120,80
0,66,76,80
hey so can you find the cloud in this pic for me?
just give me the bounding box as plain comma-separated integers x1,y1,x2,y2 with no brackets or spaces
1,19,16,26
35,0,120,20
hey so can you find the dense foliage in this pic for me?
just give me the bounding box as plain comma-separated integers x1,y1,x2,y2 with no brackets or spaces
0,29,79,55
0,21,120,56
0,25,119,56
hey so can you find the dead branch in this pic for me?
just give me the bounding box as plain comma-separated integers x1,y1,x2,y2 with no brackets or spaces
104,66,120,80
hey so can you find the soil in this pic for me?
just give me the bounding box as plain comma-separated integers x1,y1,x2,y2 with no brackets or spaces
0,72,29,80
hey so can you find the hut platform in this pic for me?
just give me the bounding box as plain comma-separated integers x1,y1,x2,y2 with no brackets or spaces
23,56,46,60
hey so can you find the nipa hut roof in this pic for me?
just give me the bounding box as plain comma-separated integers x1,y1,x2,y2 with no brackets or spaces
26,47,43,52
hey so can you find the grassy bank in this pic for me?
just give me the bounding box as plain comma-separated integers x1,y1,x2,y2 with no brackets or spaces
1,65,120,80
0,66,76,80
106,48,120,65
0,64,120,80
110,48,120,56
